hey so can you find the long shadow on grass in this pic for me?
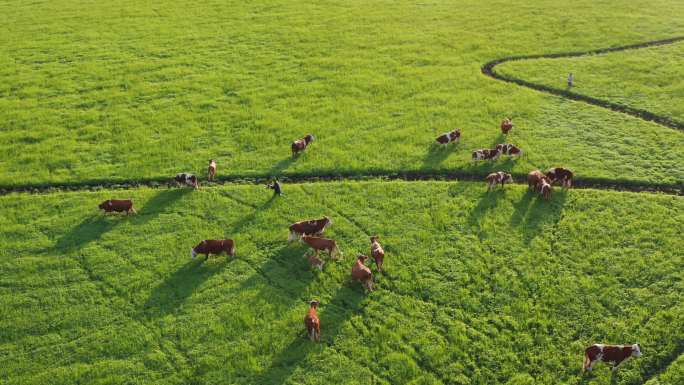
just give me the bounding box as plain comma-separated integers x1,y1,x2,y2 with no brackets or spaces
420,144,458,169
52,189,190,253
268,156,298,177
466,188,506,233
515,190,567,245
251,285,365,384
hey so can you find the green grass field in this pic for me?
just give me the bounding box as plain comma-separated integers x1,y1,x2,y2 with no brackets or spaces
1,182,682,385
1,0,684,186
496,42,684,121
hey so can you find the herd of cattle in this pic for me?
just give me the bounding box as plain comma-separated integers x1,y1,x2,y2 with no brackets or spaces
95,119,641,374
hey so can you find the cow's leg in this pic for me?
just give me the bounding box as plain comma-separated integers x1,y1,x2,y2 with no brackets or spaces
612,357,629,371
205,253,209,261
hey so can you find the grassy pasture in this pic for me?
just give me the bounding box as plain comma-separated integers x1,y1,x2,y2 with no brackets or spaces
496,41,684,121
1,0,684,186
1,181,682,384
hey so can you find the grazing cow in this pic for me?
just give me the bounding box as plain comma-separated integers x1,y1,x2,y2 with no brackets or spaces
495,143,523,157
435,129,461,146
583,344,642,373
98,199,136,215
288,216,332,242
208,160,217,181
528,170,552,199
486,171,513,191
351,254,374,292
546,167,574,188
472,148,502,161
175,172,199,189
190,239,236,260
304,300,321,342
370,235,385,272
307,253,325,271
501,118,514,135
302,235,340,260
292,134,314,157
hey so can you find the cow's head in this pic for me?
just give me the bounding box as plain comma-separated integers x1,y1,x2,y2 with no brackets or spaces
323,216,332,226
540,181,552,199
632,344,642,357
370,235,379,243
98,201,107,209
309,300,320,308
305,134,314,144
503,173,513,184
452,129,461,136
357,254,368,263
190,248,197,259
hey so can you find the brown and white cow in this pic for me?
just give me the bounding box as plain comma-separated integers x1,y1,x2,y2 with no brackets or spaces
495,143,523,158
528,170,553,200
370,235,385,272
307,253,325,271
546,167,574,189
304,300,321,342
352,254,374,292
288,216,332,242
583,344,642,373
435,129,461,147
472,148,502,161
190,239,236,260
208,160,217,181
175,172,199,189
486,171,513,191
302,235,340,260
501,118,514,135
98,199,137,215
292,134,314,157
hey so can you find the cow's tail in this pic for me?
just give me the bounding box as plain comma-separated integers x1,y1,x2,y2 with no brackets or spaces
230,242,236,257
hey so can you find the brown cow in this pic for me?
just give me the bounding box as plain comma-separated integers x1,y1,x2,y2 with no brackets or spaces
191,239,236,260
370,235,385,272
99,199,137,215
528,170,552,200
302,235,340,260
352,254,374,292
288,216,332,242
208,160,217,181
495,143,522,157
304,300,321,342
435,129,461,146
175,172,199,189
546,167,574,189
583,344,641,373
472,148,502,161
292,134,314,157
501,118,514,135
486,171,513,191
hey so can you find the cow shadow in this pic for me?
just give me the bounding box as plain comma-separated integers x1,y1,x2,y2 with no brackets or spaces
518,189,568,245
510,188,536,227
140,257,229,319
52,214,121,253
251,285,365,384
466,189,506,234
420,143,458,169
130,188,192,226
268,156,297,177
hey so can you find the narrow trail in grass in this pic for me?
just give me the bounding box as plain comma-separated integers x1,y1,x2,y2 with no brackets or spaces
1,171,681,196
481,36,684,131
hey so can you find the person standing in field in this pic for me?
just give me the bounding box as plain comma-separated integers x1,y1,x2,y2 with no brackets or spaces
567,72,574,88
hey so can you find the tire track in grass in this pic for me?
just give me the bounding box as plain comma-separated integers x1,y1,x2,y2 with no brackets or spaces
481,36,684,131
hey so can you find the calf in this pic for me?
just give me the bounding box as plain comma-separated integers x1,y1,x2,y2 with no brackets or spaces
472,148,502,161
435,129,461,146
175,172,199,189
288,216,332,242
352,254,374,292
546,167,574,189
495,143,522,157
208,160,217,181
190,239,236,260
583,344,641,373
292,134,314,157
304,300,321,342
98,199,136,215
486,171,513,191
302,235,340,260
307,253,325,271
501,118,514,135
370,235,385,272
